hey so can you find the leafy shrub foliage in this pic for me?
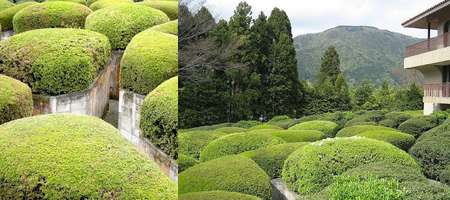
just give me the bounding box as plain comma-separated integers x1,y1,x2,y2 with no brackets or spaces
288,120,338,137
0,0,13,12
355,130,415,150
267,115,300,129
85,4,169,49
178,154,199,172
47,0,87,5
214,127,246,133
89,0,131,11
232,120,262,128
178,130,228,160
342,161,425,183
200,132,285,162
0,2,36,30
13,2,91,33
138,0,178,20
344,110,386,127
140,76,178,158
282,137,419,194
181,123,233,132
0,114,176,199
265,130,325,143
383,112,413,127
241,142,308,178
398,115,439,138
150,19,178,35
120,30,177,95
0,75,32,124
402,181,450,200
298,111,354,125
179,191,261,200
0,28,111,95
336,125,396,137
249,123,283,130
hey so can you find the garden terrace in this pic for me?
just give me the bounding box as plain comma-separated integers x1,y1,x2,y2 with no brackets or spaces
0,74,32,124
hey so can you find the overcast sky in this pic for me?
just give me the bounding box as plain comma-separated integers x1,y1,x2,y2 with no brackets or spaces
202,0,444,38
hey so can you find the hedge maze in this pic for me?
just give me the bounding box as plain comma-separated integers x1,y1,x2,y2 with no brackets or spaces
0,0,178,198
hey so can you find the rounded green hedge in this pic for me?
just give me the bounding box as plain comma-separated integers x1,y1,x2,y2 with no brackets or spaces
13,1,91,33
0,2,36,30
398,115,439,138
249,123,283,130
356,130,415,150
383,112,413,127
179,155,272,200
402,181,450,200
178,154,199,172
0,28,111,95
0,75,33,124
232,120,262,128
140,76,178,158
138,0,177,20
179,130,228,160
249,129,325,143
0,114,176,199
149,19,177,35
214,126,246,133
336,125,397,137
267,115,299,129
120,29,177,95
200,132,285,162
85,3,169,49
241,142,308,178
344,110,386,127
440,165,450,185
89,0,131,11
46,0,87,5
342,161,425,183
0,0,14,12
179,191,261,200
288,120,338,137
282,137,419,194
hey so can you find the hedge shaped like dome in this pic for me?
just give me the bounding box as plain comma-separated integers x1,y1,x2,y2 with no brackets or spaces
241,142,308,178
85,4,169,49
288,120,338,137
232,120,262,128
179,155,272,200
179,191,261,200
13,1,92,33
179,130,228,160
282,137,419,194
0,0,14,12
0,2,36,30
178,154,199,172
140,76,178,158
89,0,131,11
398,115,439,138
120,29,177,95
46,0,87,5
0,28,111,95
249,123,283,130
247,129,325,143
336,125,397,137
214,126,246,133
0,75,32,124
0,114,177,199
138,0,177,20
150,19,177,35
200,132,285,162
357,130,415,150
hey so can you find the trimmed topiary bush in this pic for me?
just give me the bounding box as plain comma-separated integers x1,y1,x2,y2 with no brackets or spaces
179,130,228,160
181,123,233,132
120,30,177,95
355,130,415,150
232,120,261,128
342,161,426,183
138,0,177,20
336,125,397,137
214,126,246,133
345,110,386,127
150,19,177,35
85,4,169,49
13,2,91,33
0,2,36,30
200,132,285,162
140,76,178,158
0,75,32,124
398,115,439,138
288,120,338,137
178,154,199,172
47,0,87,5
0,0,14,12
241,142,308,178
179,155,272,200
251,129,325,143
179,191,261,200
249,123,283,130
0,28,111,95
0,114,177,199
402,181,450,200
298,111,354,126
267,115,300,129
89,0,131,11
440,165,450,185
383,112,413,127
282,137,419,194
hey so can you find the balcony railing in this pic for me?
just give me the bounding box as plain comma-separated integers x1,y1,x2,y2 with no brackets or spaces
424,83,450,98
405,32,450,57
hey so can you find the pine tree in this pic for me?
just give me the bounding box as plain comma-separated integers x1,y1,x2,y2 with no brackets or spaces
318,46,341,84
353,80,374,108
267,7,292,39
228,2,252,36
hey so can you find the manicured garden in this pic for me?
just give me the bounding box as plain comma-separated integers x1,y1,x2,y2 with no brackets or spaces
179,110,450,199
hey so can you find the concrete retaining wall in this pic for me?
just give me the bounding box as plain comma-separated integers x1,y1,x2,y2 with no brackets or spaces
118,89,178,181
33,51,122,117
272,179,299,200
0,30,14,40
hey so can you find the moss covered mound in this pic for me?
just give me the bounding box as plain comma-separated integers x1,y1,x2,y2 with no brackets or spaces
150,19,178,35
398,115,439,138
282,137,419,194
179,191,261,200
0,75,32,124
0,2,36,30
0,0,14,12
179,130,228,160
13,1,91,33
0,114,177,199
89,0,131,11
140,76,178,158
120,29,177,95
85,4,169,49
0,28,111,95
288,120,338,137
179,155,272,200
200,132,285,162
138,0,177,20
249,123,283,130
47,0,87,5
336,125,396,137
357,130,415,150
241,142,308,178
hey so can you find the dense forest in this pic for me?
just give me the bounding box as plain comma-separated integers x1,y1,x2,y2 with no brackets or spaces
179,2,423,128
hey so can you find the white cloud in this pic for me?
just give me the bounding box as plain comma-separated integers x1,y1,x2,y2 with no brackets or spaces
203,0,443,38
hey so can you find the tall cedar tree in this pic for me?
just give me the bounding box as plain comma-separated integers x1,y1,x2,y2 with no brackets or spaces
318,46,341,84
